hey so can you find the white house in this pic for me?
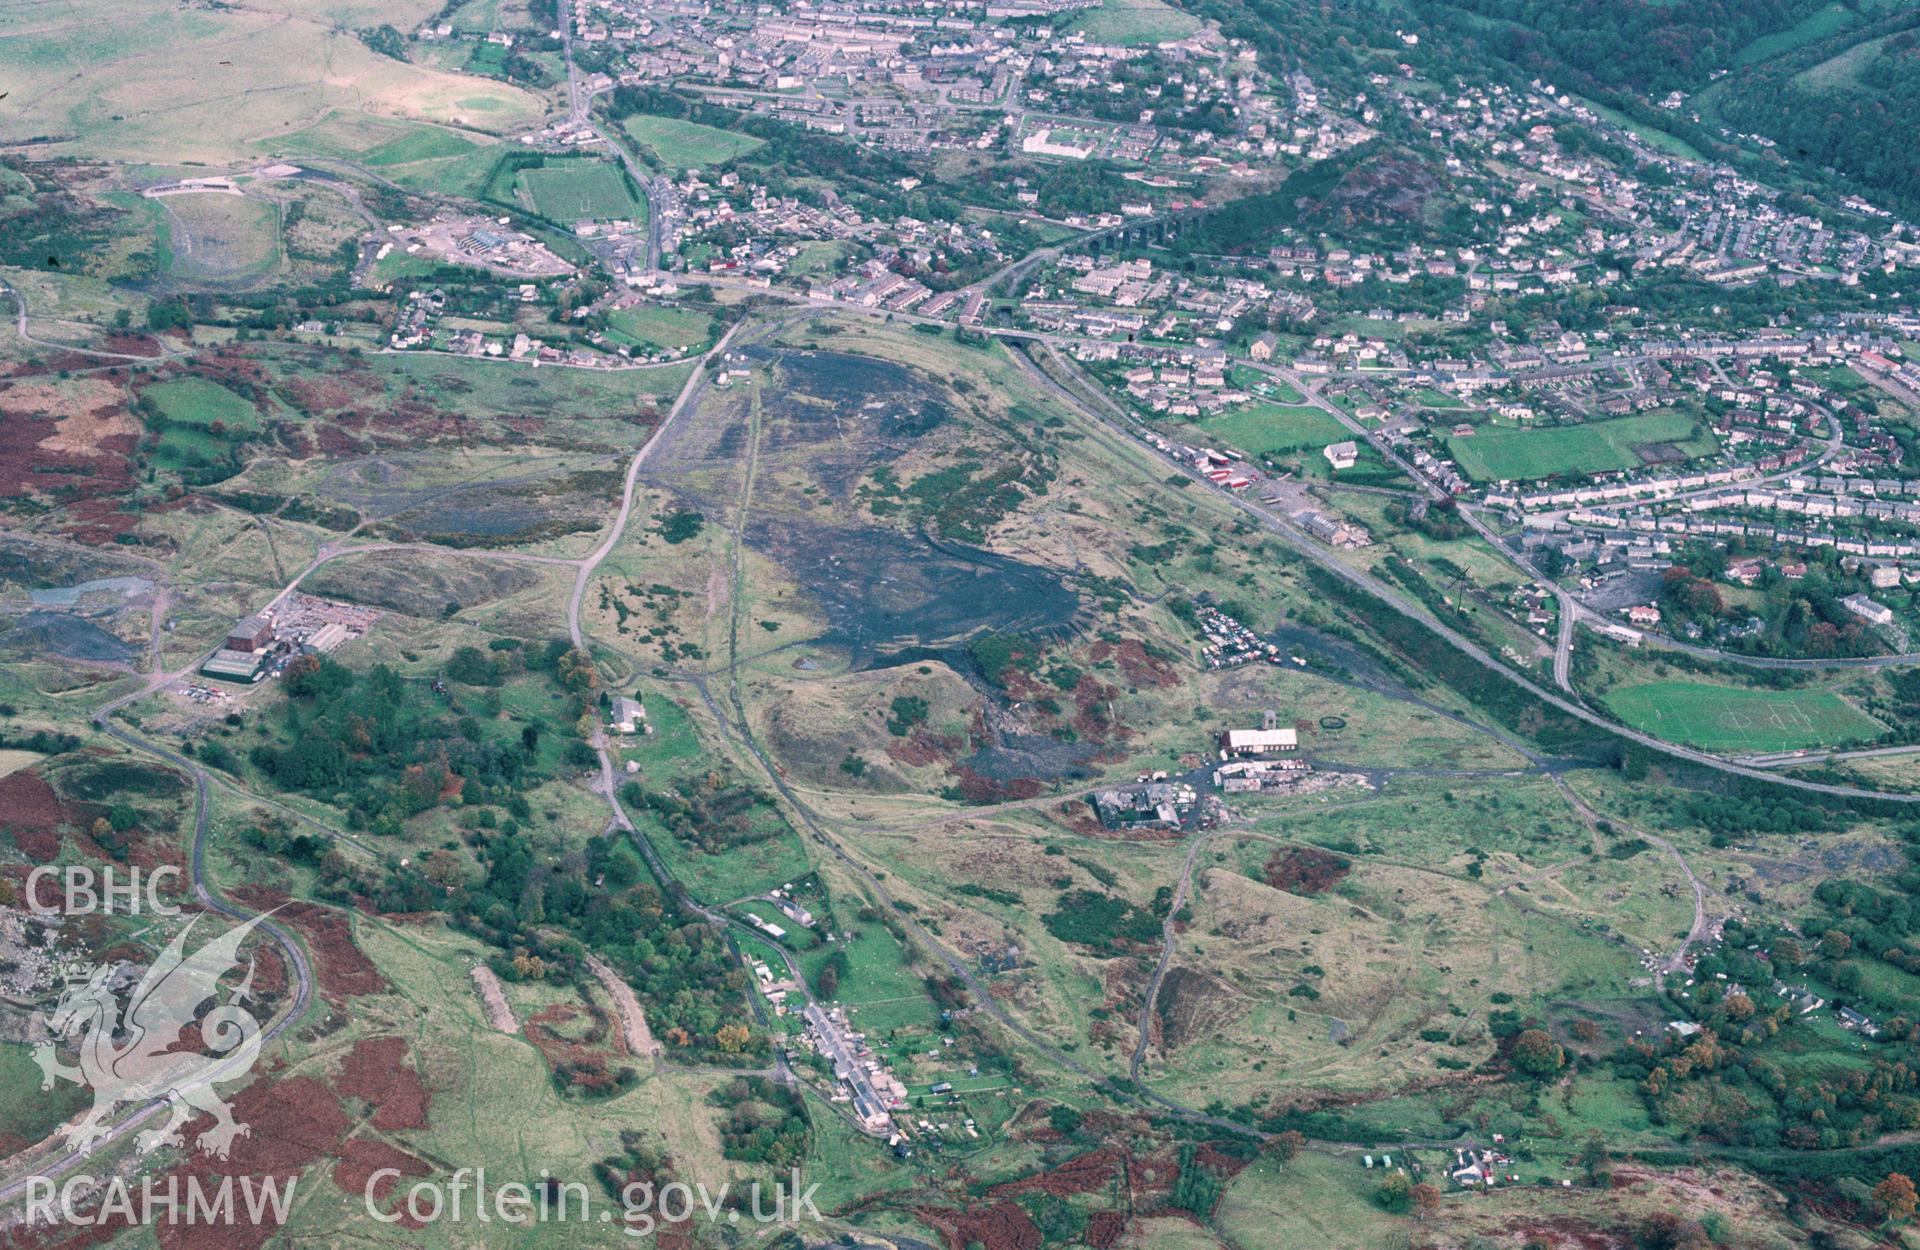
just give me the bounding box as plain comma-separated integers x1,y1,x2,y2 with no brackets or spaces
1842,594,1894,627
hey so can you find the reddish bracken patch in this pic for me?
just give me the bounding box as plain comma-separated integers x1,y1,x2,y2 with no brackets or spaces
524,1001,626,1093
1085,1211,1126,1249
944,766,1045,804
125,831,187,877
1505,1217,1627,1250
337,1036,430,1131
57,496,141,546
193,1076,351,1177
1127,1151,1181,1194
333,1135,430,1205
914,1200,1043,1250
1088,639,1180,689
231,888,387,999
248,942,287,997
129,1076,355,1250
884,731,952,768
0,416,133,536
990,1147,1124,1198
276,370,381,415
100,333,165,357
1193,1144,1253,1179
0,770,74,861
1262,846,1351,896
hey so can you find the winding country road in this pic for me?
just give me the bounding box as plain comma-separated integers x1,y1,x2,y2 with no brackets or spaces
543,322,1275,1141
0,700,316,1205
0,280,188,363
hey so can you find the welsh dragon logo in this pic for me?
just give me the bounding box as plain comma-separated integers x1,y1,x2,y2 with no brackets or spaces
32,912,272,1160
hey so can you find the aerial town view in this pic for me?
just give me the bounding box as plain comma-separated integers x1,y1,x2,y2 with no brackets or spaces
6,0,1920,1246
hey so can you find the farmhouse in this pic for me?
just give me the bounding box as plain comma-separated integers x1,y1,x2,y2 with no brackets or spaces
770,894,815,928
609,694,648,733
1838,1006,1883,1038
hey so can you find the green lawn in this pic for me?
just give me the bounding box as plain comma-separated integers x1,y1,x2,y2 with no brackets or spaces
363,127,480,166
1063,0,1201,46
143,376,262,471
788,240,856,276
1448,411,1717,482
514,160,644,222
621,114,765,170
464,41,511,78
613,693,813,902
1236,368,1304,403
606,304,714,353
801,922,939,1034
1604,680,1885,753
1571,96,1707,162
1202,402,1351,458
146,376,262,431
1215,1153,1405,1248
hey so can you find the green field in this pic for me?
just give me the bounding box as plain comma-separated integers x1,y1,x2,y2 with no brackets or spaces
1605,680,1885,753
0,1041,91,1149
0,3,542,164
514,160,645,221
147,376,263,431
277,115,480,165
1572,96,1707,162
1201,402,1351,458
1733,1,1857,66
606,304,714,353
1062,0,1202,45
621,113,765,170
1448,410,1717,482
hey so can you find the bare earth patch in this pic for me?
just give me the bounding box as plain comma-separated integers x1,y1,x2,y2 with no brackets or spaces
471,963,519,1034
587,953,659,1057
39,401,138,457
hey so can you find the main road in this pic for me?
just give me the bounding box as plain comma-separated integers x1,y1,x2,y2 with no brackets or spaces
1009,338,1920,805
558,5,665,272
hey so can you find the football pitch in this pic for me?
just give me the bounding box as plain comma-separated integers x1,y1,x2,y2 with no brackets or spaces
1605,680,1885,753
514,161,645,221
1447,411,1716,482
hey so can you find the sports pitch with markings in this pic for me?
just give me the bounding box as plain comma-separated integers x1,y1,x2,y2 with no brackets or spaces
1604,679,1885,753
